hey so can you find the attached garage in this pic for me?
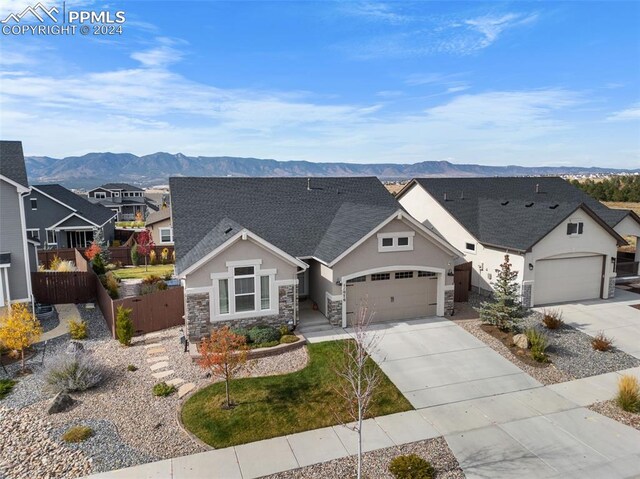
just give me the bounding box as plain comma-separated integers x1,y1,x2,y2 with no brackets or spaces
534,255,603,305
345,270,438,323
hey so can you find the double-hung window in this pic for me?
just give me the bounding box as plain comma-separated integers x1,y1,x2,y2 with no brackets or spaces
566,221,584,236
159,227,173,243
216,262,274,318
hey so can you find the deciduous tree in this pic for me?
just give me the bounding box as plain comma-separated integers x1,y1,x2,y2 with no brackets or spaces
0,303,42,372
135,230,155,272
197,326,248,408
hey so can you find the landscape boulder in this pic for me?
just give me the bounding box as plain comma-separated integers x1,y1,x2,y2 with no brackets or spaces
512,334,529,349
48,392,74,414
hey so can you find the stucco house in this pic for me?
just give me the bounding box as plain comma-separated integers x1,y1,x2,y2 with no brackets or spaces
25,184,117,249
171,177,461,341
145,208,173,245
0,141,34,307
87,183,158,221
397,177,640,307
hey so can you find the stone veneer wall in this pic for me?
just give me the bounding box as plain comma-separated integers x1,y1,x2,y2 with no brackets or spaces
444,289,454,316
608,276,616,299
521,282,533,308
326,297,342,326
185,285,297,341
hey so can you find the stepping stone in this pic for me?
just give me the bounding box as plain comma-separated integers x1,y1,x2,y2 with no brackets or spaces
85,303,95,310
146,356,169,363
147,347,166,355
150,361,169,371
152,370,174,380
178,383,195,399
144,343,163,349
166,378,185,386
145,331,163,339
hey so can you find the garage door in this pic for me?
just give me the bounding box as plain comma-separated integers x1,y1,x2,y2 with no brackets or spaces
534,255,603,305
345,271,438,324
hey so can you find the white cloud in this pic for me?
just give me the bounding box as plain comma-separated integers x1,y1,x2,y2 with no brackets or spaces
461,13,538,50
341,2,410,24
607,103,640,121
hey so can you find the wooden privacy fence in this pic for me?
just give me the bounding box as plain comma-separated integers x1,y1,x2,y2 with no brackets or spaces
38,246,175,268
31,271,96,304
112,287,185,337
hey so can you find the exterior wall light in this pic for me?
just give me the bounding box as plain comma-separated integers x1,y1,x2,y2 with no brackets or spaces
528,263,534,271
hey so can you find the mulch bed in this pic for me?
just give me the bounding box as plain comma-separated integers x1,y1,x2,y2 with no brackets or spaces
479,324,549,369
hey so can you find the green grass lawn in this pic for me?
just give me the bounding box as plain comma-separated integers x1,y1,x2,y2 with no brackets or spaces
112,264,174,280
181,340,412,448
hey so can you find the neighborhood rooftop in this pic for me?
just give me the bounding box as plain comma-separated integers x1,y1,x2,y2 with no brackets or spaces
0,140,28,188
145,208,171,225
410,177,630,252
97,183,144,191
34,184,117,226
170,176,402,274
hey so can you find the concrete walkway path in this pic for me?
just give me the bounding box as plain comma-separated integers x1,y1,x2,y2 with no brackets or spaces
534,288,640,358
39,303,80,342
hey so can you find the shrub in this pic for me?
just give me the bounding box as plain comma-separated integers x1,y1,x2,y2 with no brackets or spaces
616,375,640,413
56,260,77,272
142,274,162,285
0,379,17,400
248,326,281,345
68,319,88,340
542,309,564,330
101,272,119,299
389,454,435,479
249,340,280,349
140,280,168,296
163,271,173,281
278,324,290,337
62,426,94,443
231,328,252,343
525,328,549,363
105,263,117,271
592,331,614,351
91,253,106,275
84,242,101,261
116,305,134,346
49,255,62,271
149,250,157,266
44,353,105,393
161,248,169,265
280,335,299,344
153,382,176,397
127,364,138,372
130,243,140,267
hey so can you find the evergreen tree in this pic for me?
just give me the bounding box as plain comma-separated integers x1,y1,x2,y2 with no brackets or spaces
92,227,111,263
476,254,526,332
115,306,134,346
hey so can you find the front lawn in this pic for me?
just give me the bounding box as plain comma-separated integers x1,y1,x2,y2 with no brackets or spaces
112,264,174,280
181,340,412,448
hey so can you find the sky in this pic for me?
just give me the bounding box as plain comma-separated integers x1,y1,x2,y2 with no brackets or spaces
0,1,639,168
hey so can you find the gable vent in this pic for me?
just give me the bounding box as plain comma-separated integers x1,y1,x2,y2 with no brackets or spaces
525,202,534,208
501,200,509,206
549,204,559,209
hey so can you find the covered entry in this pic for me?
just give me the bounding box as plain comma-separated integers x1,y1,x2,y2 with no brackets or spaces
345,269,439,324
534,255,604,305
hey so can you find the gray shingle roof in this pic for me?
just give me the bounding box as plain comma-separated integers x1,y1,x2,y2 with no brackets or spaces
412,177,627,251
0,141,28,187
146,208,171,226
171,177,400,274
99,183,143,192
35,184,117,226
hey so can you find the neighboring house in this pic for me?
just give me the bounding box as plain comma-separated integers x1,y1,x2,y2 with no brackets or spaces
397,177,640,307
146,208,173,245
0,141,34,307
171,177,461,341
25,184,117,249
87,183,158,221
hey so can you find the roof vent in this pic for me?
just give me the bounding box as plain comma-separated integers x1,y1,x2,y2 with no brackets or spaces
525,202,534,208
460,191,465,200
224,227,233,234
501,200,509,206
549,204,559,209
307,178,311,191
444,192,448,201
535,183,540,193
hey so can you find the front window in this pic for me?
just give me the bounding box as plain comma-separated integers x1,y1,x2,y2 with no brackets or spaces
215,262,275,317
30,198,37,210
566,221,584,236
95,192,106,199
219,279,229,314
159,228,173,243
235,276,255,312
46,230,57,246
261,276,270,310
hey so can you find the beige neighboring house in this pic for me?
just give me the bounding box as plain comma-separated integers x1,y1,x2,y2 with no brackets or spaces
397,177,640,307
170,177,461,341
146,208,173,245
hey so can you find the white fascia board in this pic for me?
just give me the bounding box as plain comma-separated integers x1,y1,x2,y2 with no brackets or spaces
49,212,99,229
0,175,30,194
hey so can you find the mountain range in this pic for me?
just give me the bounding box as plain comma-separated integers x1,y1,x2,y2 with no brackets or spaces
24,152,640,189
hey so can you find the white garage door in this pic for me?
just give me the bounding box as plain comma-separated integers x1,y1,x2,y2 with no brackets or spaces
534,255,603,305
345,271,438,324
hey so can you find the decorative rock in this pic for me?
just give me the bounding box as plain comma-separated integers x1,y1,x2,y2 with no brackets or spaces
178,383,195,399
513,333,529,349
48,392,74,414
65,341,85,355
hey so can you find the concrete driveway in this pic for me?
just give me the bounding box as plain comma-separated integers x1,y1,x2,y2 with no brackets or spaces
534,288,640,358
367,316,541,408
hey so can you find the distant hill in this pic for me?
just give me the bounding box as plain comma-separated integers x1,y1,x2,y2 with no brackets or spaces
24,152,640,189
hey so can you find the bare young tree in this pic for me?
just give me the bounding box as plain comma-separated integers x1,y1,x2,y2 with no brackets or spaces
333,299,382,479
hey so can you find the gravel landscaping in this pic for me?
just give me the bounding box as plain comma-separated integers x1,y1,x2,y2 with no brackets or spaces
452,295,640,385
264,437,464,479
1,304,310,478
588,400,640,431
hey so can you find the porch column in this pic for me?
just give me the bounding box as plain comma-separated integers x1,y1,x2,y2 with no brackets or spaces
635,236,640,274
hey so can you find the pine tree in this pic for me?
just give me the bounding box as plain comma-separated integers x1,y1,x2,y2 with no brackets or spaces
476,254,525,332
92,227,111,263
115,306,134,346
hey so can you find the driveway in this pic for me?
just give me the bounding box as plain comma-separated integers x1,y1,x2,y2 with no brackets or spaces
368,316,640,479
534,288,640,358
